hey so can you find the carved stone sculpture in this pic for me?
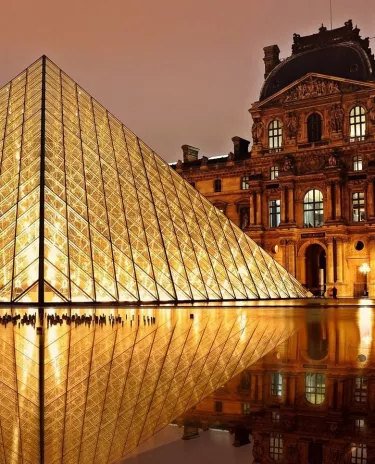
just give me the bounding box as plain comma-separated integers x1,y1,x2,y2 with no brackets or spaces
252,119,264,144
283,77,340,102
284,112,298,138
330,104,345,132
282,156,294,172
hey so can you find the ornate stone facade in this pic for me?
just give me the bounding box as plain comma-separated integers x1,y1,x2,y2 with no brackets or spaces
173,21,375,298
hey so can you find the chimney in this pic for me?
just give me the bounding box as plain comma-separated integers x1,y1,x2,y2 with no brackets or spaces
231,137,250,157
181,145,200,163
263,45,280,78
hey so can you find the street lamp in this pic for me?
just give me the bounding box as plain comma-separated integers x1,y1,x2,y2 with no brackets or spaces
359,263,371,297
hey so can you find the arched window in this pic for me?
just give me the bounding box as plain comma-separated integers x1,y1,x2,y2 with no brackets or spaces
214,179,222,192
307,113,322,142
306,373,326,404
304,190,324,228
268,120,283,151
350,106,366,141
351,444,367,464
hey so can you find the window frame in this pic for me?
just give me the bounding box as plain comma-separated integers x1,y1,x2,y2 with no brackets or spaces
303,189,324,228
214,179,222,193
270,165,279,180
307,112,323,142
351,443,367,464
305,373,326,405
352,191,365,222
241,175,250,190
270,373,283,397
353,155,363,171
354,377,368,403
350,106,367,142
214,401,223,413
242,403,251,415
269,199,281,228
269,433,283,461
268,120,283,151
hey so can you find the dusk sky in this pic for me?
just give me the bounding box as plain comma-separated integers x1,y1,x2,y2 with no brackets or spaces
1,0,374,162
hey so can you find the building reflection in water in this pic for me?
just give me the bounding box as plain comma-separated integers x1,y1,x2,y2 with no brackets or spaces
180,306,375,464
0,304,302,463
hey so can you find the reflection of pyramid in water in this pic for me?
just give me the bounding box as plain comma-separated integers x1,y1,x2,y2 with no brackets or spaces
0,56,308,303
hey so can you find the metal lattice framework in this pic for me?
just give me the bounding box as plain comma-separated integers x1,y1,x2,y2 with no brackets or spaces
0,56,308,304
0,305,301,464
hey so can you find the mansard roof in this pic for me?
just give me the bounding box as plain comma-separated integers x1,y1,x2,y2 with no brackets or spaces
260,20,375,101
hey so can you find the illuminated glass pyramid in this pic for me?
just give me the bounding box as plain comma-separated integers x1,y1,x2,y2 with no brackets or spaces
0,56,308,303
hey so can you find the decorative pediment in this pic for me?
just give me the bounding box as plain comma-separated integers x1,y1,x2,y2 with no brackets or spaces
252,73,375,110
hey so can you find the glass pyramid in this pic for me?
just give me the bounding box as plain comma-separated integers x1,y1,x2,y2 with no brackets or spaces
0,305,301,464
0,56,308,304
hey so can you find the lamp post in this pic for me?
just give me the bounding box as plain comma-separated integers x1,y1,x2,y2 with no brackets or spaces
359,263,371,297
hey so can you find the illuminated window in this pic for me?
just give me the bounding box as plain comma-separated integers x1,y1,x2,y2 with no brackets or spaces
215,401,223,413
242,403,251,415
269,433,283,461
305,373,326,404
214,179,222,192
272,411,280,424
241,176,250,190
268,120,283,151
271,373,283,397
351,443,367,464
270,166,279,180
350,106,366,141
355,419,365,432
304,190,323,228
352,192,365,222
307,113,322,142
353,156,363,171
354,378,367,403
269,200,281,228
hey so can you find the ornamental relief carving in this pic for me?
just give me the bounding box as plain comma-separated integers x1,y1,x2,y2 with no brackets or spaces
297,155,326,174
281,77,340,103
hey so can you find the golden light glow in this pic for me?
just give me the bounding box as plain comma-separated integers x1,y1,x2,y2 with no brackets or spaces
0,57,308,304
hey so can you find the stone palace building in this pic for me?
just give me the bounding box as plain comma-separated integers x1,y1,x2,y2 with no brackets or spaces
172,20,375,298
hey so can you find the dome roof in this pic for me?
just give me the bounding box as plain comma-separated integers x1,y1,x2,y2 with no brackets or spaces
260,21,375,101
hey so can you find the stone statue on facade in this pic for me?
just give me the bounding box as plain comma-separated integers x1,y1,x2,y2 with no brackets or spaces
201,156,208,166
282,156,294,172
176,159,183,171
368,105,375,124
241,211,249,230
227,151,235,162
327,153,338,167
252,119,264,144
330,104,345,132
240,370,251,390
284,112,298,138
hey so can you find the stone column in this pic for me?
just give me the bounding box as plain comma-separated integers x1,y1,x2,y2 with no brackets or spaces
256,191,262,226
288,241,296,276
249,192,255,226
327,238,334,286
280,187,287,223
288,375,296,406
335,182,342,219
336,239,343,283
326,182,332,220
367,178,375,218
288,186,295,223
369,237,375,298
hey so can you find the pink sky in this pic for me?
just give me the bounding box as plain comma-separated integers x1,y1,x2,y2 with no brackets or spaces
1,0,374,161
